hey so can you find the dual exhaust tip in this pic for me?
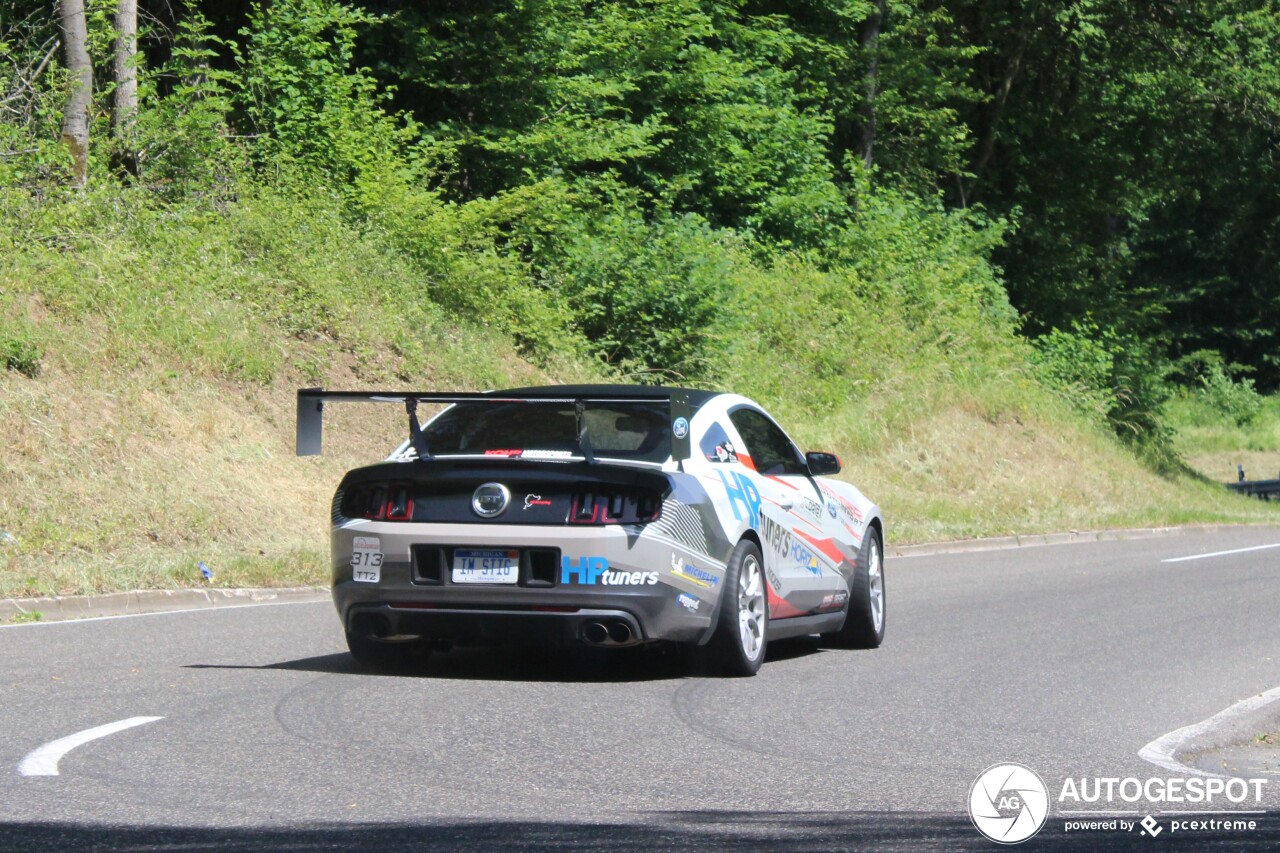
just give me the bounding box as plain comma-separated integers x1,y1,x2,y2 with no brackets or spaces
582,620,634,645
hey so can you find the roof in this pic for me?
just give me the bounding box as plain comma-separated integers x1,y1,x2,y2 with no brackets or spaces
494,384,720,409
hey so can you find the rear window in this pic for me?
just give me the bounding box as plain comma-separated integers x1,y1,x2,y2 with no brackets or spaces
423,401,671,463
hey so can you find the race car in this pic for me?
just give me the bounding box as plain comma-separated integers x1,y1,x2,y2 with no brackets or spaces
296,385,886,676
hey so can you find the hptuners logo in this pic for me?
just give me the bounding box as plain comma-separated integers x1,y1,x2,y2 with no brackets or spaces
969,763,1051,844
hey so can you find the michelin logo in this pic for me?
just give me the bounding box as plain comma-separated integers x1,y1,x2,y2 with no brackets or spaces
671,554,720,588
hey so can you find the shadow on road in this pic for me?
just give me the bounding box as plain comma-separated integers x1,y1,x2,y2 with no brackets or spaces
184,636,827,683
2,810,1278,852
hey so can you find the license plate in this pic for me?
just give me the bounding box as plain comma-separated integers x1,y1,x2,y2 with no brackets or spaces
351,536,383,583
451,549,520,584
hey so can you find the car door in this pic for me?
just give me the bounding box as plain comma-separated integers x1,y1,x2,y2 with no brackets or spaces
725,407,846,618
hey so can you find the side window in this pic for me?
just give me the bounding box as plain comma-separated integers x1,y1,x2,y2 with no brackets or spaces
699,421,739,463
728,408,805,476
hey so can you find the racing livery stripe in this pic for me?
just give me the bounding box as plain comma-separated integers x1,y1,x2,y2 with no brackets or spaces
767,588,808,619
648,498,710,554
794,529,851,567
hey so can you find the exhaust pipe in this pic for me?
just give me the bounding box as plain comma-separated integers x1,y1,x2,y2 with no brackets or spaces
607,621,632,643
583,622,610,644
352,612,394,639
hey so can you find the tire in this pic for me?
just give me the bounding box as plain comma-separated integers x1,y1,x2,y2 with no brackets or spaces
822,526,885,649
706,538,769,677
346,630,431,672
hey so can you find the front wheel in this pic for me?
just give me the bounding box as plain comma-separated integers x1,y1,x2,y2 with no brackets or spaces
706,539,769,676
822,527,885,649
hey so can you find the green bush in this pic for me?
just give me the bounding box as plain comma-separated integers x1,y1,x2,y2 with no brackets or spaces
1,329,41,378
1171,352,1265,427
543,204,740,381
1030,322,1118,421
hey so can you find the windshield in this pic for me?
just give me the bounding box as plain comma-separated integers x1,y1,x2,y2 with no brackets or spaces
422,401,671,463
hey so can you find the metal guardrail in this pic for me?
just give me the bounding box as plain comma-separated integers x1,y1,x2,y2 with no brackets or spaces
1227,478,1280,501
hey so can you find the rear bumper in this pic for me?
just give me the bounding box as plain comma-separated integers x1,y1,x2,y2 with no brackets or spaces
346,605,649,647
331,520,721,645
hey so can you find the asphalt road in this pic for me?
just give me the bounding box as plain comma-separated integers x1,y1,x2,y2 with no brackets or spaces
3,526,1280,851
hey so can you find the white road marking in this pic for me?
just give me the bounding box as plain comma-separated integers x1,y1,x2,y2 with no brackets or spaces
18,716,163,777
1138,684,1280,777
1161,543,1280,563
0,599,326,630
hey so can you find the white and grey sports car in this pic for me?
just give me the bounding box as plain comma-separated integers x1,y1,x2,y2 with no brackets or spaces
296,385,885,676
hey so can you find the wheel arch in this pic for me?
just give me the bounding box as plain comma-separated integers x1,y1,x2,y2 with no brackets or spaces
696,531,763,647
867,515,884,545
737,528,763,554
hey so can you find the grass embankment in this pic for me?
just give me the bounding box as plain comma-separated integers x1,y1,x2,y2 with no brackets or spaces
1167,393,1280,485
2,187,1277,601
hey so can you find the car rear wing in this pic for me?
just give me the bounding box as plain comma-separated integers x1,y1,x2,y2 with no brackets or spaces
295,388,695,463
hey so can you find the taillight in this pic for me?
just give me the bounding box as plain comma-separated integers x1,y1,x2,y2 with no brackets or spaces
569,491,660,525
386,484,413,520
343,482,414,521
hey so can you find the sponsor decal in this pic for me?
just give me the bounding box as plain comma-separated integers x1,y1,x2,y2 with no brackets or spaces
561,556,658,586
523,449,573,460
675,593,700,613
819,590,850,610
672,417,689,439
716,469,761,528
765,565,782,593
670,554,720,588
523,493,553,510
967,762,1271,844
760,515,792,557
827,501,837,519
484,449,523,457
790,541,822,575
798,496,823,519
351,536,383,583
700,422,738,463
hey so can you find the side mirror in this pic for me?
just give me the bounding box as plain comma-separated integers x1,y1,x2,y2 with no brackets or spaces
805,451,841,476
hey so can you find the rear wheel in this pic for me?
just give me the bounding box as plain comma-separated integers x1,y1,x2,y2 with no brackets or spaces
822,527,885,649
706,539,769,676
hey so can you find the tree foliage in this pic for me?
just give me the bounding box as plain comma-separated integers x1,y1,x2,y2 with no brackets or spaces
4,0,1280,446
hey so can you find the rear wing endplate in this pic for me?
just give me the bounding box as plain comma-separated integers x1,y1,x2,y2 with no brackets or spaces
295,388,693,462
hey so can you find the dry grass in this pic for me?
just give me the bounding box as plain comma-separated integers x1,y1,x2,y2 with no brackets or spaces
0,318,563,598
793,390,1280,545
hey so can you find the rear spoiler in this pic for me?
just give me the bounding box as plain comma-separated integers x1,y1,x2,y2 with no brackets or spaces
295,388,694,463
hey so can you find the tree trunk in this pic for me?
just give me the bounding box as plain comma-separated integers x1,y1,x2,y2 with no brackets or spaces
113,0,139,176
857,0,886,172
58,0,92,187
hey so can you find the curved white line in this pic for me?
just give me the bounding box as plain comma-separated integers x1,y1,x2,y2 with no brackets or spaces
18,716,163,777
1139,685,1280,777
1161,543,1280,563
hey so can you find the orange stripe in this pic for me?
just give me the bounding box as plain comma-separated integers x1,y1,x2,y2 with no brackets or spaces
767,588,808,619
795,529,851,566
